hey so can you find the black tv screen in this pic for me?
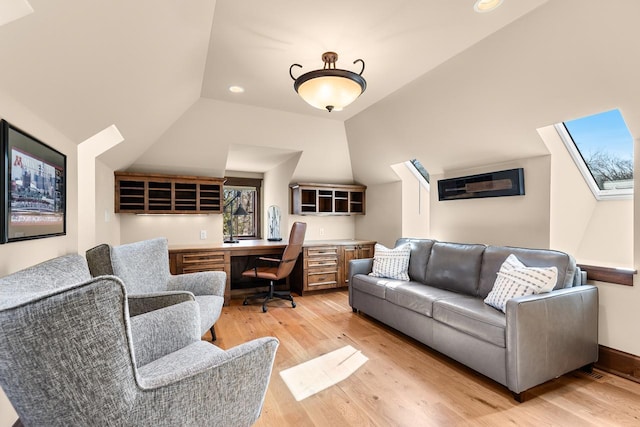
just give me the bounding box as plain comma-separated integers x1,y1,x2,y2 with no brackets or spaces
1,120,66,243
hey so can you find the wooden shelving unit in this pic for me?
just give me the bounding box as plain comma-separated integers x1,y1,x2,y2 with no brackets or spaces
115,172,225,214
290,183,366,215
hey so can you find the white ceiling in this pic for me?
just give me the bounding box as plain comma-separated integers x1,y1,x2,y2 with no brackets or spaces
0,0,551,174
201,0,549,120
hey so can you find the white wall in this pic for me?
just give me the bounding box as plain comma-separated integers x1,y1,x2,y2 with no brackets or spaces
355,182,402,247
94,160,121,246
0,91,79,427
391,162,430,239
430,157,550,248
118,99,360,245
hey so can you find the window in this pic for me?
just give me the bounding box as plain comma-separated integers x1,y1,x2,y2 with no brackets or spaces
223,178,262,240
406,158,430,190
555,109,633,200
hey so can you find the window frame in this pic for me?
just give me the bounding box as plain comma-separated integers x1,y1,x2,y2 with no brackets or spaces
554,122,633,201
223,177,262,240
405,159,430,191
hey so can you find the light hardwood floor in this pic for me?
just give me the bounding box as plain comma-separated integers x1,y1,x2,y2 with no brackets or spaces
212,291,640,426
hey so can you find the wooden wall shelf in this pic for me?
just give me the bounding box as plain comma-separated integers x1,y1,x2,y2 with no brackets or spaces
290,183,366,215
115,172,225,214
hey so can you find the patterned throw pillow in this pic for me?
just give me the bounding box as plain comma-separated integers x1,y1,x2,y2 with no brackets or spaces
484,254,558,313
368,243,411,281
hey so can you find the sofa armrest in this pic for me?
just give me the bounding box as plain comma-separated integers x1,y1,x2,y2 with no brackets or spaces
167,271,226,297
128,291,195,317
505,285,598,394
129,299,201,367
348,258,374,307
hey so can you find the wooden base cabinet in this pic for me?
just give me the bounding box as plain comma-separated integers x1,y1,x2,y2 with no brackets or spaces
293,240,375,295
341,243,374,287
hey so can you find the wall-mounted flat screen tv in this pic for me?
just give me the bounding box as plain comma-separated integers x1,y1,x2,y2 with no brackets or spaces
1,120,66,243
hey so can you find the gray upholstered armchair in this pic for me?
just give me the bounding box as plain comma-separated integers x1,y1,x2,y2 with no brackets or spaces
86,237,225,340
0,254,278,427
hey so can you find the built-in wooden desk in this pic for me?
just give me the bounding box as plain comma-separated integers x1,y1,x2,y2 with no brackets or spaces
169,239,375,305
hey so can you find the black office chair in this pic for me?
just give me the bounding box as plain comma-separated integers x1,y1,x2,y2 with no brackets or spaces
242,222,307,312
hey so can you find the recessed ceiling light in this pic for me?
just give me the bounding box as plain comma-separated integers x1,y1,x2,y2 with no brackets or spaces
474,0,504,13
229,86,245,93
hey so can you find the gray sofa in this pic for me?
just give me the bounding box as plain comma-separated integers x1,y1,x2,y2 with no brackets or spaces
0,254,278,426
349,238,599,399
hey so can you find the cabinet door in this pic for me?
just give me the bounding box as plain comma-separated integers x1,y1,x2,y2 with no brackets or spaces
341,244,375,287
358,244,374,259
341,245,358,287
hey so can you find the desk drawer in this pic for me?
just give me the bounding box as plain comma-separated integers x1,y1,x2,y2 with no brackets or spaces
308,258,338,269
179,251,225,274
307,246,339,257
307,269,338,289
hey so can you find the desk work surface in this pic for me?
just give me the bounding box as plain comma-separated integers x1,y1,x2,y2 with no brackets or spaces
168,239,374,253
168,239,376,305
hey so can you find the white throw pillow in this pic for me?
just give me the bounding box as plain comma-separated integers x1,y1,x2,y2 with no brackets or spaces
368,243,411,281
484,254,558,313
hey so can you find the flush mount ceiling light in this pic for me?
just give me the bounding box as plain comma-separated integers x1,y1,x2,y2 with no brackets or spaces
474,0,504,13
289,51,366,112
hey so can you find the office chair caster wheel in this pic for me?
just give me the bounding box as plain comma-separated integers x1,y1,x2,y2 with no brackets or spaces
291,302,296,308
262,306,268,313
243,299,248,306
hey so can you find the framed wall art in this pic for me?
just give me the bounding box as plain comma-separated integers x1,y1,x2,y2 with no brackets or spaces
1,120,66,243
438,168,524,201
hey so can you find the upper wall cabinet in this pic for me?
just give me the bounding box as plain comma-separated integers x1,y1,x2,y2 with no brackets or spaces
290,183,366,215
115,172,225,214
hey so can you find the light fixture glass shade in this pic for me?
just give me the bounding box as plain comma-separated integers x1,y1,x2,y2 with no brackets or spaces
474,0,504,13
297,75,363,112
290,52,366,112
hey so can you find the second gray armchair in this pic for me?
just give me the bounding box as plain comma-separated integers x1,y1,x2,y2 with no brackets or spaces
86,237,225,340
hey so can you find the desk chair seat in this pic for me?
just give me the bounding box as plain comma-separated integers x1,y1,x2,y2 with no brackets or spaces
242,222,306,312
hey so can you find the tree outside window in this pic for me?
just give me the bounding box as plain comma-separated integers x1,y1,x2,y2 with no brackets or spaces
223,178,262,240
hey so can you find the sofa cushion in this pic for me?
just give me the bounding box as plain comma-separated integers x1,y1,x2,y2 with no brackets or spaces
484,255,558,313
351,274,399,299
395,238,436,283
424,242,486,295
369,243,411,281
385,282,459,317
433,296,507,348
477,246,576,298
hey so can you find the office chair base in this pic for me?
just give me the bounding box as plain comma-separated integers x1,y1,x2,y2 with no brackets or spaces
243,289,296,313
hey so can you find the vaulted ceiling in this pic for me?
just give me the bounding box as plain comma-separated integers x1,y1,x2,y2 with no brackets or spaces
0,0,551,175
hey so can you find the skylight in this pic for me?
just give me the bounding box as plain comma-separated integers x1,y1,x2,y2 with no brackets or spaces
555,109,633,200
409,159,430,185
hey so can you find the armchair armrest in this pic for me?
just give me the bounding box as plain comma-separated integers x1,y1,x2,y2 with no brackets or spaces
167,271,226,297
128,291,195,317
136,337,279,426
129,299,201,367
505,285,598,394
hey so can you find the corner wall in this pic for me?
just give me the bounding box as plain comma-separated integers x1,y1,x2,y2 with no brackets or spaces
0,91,79,427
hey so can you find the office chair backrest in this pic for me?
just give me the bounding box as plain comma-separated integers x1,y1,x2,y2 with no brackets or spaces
276,222,307,279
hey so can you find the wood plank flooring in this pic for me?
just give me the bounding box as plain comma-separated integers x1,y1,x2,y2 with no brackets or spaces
211,291,640,426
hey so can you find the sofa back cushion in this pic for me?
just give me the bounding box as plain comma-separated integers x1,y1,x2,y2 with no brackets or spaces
477,245,578,299
424,242,486,295
395,238,436,283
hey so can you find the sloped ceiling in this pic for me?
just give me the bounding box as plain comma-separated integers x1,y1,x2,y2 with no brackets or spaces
0,0,216,169
0,0,551,175
345,0,640,184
